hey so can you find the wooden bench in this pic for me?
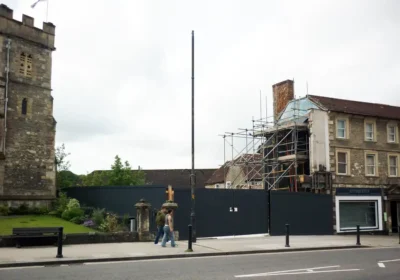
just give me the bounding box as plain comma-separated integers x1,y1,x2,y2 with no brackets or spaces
12,227,64,258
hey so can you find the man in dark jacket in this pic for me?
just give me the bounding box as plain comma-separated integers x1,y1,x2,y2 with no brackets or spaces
154,207,167,244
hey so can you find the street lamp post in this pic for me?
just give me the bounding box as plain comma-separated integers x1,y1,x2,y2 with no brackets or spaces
190,30,196,243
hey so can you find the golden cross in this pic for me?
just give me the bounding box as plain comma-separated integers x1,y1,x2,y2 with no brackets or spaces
166,185,174,201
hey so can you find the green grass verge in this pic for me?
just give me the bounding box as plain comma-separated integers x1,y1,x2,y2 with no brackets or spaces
0,215,97,235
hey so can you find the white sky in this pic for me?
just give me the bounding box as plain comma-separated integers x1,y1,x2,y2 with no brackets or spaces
4,0,400,174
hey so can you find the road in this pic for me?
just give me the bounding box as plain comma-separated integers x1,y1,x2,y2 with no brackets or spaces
0,247,399,279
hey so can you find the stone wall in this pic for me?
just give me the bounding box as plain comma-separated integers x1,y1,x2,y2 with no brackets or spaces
0,5,56,202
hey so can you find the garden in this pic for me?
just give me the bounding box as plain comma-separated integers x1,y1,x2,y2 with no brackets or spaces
0,192,132,236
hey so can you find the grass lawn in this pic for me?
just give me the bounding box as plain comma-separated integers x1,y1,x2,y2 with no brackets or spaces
0,215,97,235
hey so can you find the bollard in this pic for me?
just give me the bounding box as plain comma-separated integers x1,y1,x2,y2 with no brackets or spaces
356,225,361,246
398,226,400,245
56,227,63,258
186,224,193,252
285,224,290,247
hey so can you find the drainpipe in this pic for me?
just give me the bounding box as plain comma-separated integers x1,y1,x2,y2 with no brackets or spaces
3,38,11,154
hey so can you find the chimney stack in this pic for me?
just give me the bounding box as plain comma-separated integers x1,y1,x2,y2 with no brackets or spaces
272,79,294,122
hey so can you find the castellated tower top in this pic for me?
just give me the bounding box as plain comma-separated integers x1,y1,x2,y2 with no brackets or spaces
0,4,55,50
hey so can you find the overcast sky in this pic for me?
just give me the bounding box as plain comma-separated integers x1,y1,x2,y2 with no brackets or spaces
5,0,400,175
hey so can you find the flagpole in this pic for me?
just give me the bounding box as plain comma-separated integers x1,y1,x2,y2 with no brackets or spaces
46,0,48,22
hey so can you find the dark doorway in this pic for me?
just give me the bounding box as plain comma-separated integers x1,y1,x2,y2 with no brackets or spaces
391,201,399,233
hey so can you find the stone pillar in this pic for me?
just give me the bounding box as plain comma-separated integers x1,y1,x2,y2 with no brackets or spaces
135,198,151,241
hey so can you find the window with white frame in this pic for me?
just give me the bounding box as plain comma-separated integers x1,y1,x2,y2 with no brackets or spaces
335,194,383,232
389,155,398,177
338,201,378,230
337,119,346,138
365,123,374,141
388,125,397,143
337,151,348,175
365,154,377,176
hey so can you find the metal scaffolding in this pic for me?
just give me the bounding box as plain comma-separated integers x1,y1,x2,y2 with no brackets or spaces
219,103,319,192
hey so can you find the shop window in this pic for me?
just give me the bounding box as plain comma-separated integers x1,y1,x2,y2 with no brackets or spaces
339,201,378,230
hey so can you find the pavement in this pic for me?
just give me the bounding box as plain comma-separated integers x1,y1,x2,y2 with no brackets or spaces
0,247,399,279
0,234,398,268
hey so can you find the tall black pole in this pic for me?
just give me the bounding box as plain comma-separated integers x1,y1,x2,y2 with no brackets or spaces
190,30,197,243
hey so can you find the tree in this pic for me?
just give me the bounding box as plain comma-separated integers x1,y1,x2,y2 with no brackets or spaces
55,143,70,172
80,155,145,186
80,171,108,186
109,155,145,186
55,143,79,189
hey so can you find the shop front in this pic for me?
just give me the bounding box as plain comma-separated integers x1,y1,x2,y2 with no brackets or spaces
335,188,383,233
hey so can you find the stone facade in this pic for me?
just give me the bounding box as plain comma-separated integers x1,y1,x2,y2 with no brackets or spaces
0,4,56,206
328,112,400,187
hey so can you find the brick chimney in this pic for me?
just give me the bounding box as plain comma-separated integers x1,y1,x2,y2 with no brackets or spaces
272,79,294,122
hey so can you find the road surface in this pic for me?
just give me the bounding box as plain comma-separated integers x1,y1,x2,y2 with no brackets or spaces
0,247,399,279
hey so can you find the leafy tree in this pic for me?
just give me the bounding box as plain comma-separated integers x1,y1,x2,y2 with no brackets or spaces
108,155,145,185
79,171,108,186
55,144,80,189
55,144,70,171
80,155,145,186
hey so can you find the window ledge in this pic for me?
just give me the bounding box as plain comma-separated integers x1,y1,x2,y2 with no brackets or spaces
365,175,379,178
336,173,351,177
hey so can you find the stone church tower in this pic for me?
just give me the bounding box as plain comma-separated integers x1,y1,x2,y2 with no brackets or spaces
0,4,56,207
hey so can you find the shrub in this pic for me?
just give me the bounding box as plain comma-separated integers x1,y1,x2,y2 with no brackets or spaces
0,204,9,216
30,206,50,215
9,203,30,215
66,198,80,210
92,208,105,227
54,192,69,217
98,213,119,232
70,216,85,224
61,207,84,222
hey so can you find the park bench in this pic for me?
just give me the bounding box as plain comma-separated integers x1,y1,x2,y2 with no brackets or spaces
12,227,64,258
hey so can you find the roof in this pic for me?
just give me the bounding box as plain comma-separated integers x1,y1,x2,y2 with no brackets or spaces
307,95,400,121
206,154,263,185
205,162,230,185
141,169,217,189
90,169,217,189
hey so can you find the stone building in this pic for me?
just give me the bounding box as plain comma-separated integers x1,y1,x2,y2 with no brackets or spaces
0,4,57,207
205,154,263,189
265,79,400,234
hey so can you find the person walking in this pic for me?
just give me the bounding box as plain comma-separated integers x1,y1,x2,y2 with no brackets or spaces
154,207,167,244
161,209,176,247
